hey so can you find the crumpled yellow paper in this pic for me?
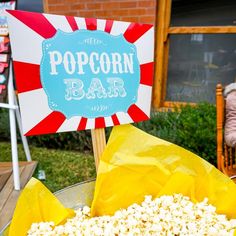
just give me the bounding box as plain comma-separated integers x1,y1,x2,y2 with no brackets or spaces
6,124,236,235
8,178,74,236
91,124,236,218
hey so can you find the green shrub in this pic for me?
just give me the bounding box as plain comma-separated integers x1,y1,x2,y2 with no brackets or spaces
29,131,92,152
136,103,216,166
0,103,217,165
0,109,92,151
0,108,10,141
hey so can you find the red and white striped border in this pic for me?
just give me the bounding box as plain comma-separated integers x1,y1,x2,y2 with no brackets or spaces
7,10,154,136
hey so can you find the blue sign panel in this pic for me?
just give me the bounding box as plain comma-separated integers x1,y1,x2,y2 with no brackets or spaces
41,30,140,118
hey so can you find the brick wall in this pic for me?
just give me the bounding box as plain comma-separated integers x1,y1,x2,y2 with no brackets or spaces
46,0,156,25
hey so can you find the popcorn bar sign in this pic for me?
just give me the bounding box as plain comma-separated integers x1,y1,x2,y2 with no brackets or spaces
6,10,154,135
41,30,140,118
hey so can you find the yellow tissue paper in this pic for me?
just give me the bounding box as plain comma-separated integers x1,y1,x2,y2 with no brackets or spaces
91,124,236,218
8,178,74,236
6,124,236,235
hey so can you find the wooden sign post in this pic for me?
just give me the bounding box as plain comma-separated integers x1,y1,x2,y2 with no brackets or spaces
91,128,106,171
7,10,154,173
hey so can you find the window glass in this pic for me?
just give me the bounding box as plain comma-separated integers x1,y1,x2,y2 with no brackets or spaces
17,0,43,12
166,34,236,103
171,0,236,26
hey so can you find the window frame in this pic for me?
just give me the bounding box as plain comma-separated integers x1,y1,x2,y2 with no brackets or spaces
153,0,236,109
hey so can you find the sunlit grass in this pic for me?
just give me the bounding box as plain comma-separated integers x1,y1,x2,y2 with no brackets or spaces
0,142,96,192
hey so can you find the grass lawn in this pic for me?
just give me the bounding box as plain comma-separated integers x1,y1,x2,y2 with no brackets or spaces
0,142,96,192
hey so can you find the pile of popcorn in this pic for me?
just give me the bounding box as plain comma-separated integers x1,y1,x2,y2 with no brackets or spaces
27,194,236,236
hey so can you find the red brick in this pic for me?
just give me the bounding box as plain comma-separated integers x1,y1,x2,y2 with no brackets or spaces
48,5,70,12
46,0,156,24
139,16,156,24
66,11,79,16
121,16,139,22
102,2,120,9
47,10,58,14
94,10,113,18
138,1,155,8
111,0,135,1
66,0,88,2
72,3,86,10
49,0,63,4
111,9,129,16
87,3,102,10
128,8,147,16
145,8,156,15
77,11,96,18
119,1,137,8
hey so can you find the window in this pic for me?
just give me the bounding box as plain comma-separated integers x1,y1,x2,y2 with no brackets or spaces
166,34,236,103
171,0,236,26
153,0,236,108
17,0,43,12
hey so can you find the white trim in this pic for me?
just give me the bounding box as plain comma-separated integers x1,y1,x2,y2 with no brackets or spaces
86,118,95,129
8,64,20,190
43,14,72,32
57,116,82,132
134,27,154,64
116,112,133,124
74,17,87,29
18,88,52,134
0,103,18,109
97,19,106,31
105,116,114,127
110,21,130,36
136,85,152,117
6,11,44,64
